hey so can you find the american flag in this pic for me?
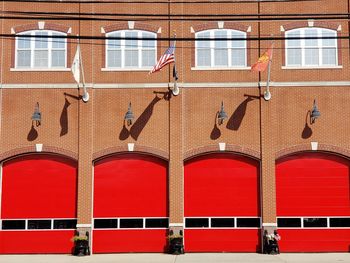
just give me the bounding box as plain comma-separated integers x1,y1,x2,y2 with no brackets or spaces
149,42,175,74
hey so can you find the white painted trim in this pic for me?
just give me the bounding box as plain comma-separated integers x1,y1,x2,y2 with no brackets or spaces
94,83,169,89
311,141,318,151
128,21,135,30
262,223,277,227
169,223,184,227
1,84,79,89
38,21,45,30
218,21,224,29
35,144,43,152
219,142,226,151
191,67,251,71
10,68,71,72
128,143,135,152
282,66,343,70
101,68,152,72
76,224,92,228
258,81,350,87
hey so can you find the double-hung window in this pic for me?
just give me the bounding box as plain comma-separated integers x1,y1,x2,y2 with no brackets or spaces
106,30,156,69
195,29,247,68
285,27,338,67
16,30,66,69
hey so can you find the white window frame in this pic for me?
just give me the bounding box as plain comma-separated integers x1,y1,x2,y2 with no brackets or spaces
285,27,338,68
15,30,67,70
194,29,248,69
104,30,157,71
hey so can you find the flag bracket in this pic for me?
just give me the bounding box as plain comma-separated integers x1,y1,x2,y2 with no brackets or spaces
263,90,271,101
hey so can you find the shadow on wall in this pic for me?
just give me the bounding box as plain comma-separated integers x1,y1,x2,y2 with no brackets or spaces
27,124,38,141
210,95,258,140
60,98,71,137
119,93,164,141
301,110,312,139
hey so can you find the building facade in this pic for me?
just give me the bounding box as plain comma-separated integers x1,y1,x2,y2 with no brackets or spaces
0,0,350,254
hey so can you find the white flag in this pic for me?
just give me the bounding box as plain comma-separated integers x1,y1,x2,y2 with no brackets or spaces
71,45,80,84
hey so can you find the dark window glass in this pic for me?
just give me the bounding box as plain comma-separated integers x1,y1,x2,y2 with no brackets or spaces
28,220,51,229
330,218,350,228
120,219,143,228
303,218,327,228
277,218,302,228
211,218,235,228
185,218,209,228
237,218,260,228
94,219,118,229
145,218,168,228
2,220,26,230
54,219,77,229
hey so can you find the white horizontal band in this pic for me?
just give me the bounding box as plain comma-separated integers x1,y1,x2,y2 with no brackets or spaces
169,223,184,227
262,223,278,227
76,224,92,228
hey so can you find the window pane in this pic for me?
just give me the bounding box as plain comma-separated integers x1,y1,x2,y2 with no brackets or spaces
28,220,51,229
214,49,228,66
17,50,31,67
52,33,65,49
231,31,245,48
2,220,25,230
197,32,210,48
197,49,211,66
52,50,65,67
322,48,336,65
303,218,327,228
145,218,169,228
330,218,350,227
322,30,336,46
119,219,143,228
277,218,301,228
142,32,155,48
125,50,138,67
305,48,319,65
35,32,48,48
125,31,137,48
108,32,121,48
142,50,155,67
215,30,227,48
108,50,121,67
34,50,48,67
211,218,235,228
236,218,260,228
18,36,30,49
287,31,301,47
305,28,318,47
185,218,209,228
94,219,118,229
231,49,245,66
287,48,302,65
54,219,77,229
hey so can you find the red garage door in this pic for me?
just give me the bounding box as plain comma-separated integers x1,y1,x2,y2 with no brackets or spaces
0,154,77,254
93,154,168,253
276,153,350,252
184,153,261,252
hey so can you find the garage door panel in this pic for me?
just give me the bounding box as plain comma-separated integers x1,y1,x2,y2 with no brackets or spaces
0,230,75,254
184,229,261,252
2,155,77,219
278,229,350,252
93,230,167,253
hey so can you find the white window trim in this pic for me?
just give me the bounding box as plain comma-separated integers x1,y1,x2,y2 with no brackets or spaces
285,27,338,67
105,30,157,70
277,216,350,229
195,29,247,69
14,30,67,70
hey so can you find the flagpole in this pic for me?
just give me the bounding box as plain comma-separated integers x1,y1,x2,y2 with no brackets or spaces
264,41,274,101
78,41,89,102
171,32,179,96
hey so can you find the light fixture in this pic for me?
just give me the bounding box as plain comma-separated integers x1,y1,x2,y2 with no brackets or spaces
124,102,134,126
31,102,41,127
310,99,320,124
217,101,228,125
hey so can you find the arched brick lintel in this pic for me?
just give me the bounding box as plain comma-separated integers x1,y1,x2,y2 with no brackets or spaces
192,22,250,33
282,21,340,31
0,146,78,163
103,22,159,34
184,144,260,162
12,22,71,34
93,145,169,163
275,144,350,161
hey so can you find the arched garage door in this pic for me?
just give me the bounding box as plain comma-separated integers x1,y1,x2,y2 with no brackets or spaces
276,153,350,252
0,154,78,254
93,154,168,253
184,153,261,252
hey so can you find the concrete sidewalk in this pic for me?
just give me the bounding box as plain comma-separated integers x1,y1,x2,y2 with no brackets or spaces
1,253,350,263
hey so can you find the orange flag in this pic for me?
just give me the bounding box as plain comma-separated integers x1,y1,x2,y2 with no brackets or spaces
251,43,274,72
